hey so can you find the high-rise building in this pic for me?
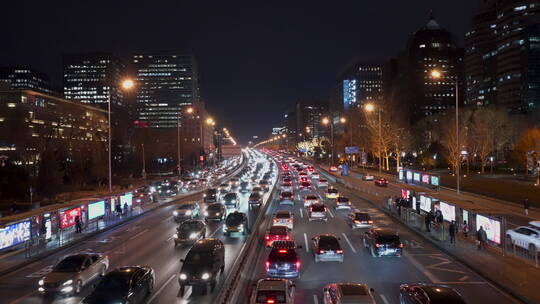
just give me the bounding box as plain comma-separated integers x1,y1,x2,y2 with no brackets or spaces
297,101,327,140
132,54,199,128
0,67,54,95
62,53,126,109
384,17,464,121
337,61,383,111
465,0,540,113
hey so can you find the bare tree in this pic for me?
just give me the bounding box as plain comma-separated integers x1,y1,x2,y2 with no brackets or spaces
513,128,540,183
438,109,472,174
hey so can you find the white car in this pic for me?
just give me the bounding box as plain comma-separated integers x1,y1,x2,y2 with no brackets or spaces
311,172,320,179
506,221,540,253
362,174,374,181
273,210,294,229
308,203,328,222
317,179,329,188
304,194,320,207
323,283,375,304
250,278,295,304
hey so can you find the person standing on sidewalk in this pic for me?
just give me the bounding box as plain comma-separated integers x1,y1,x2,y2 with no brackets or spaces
477,226,488,250
462,220,469,238
425,212,432,232
75,215,82,233
123,202,129,216
449,220,457,244
524,198,530,216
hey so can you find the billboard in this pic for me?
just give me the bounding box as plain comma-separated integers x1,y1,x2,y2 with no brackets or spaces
0,221,31,250
421,174,430,184
476,215,501,245
401,189,410,199
439,201,456,222
420,195,432,212
120,193,133,207
60,207,81,229
413,172,421,182
345,146,359,154
88,200,105,220
430,176,439,186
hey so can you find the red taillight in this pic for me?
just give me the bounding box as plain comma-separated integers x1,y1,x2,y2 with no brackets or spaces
318,250,325,254
285,235,290,240
273,219,278,222
295,261,301,269
398,243,404,248
265,261,270,270
278,249,288,253
368,220,373,224
265,235,270,240
324,208,327,212
267,300,275,304
375,243,382,248
354,220,360,224
336,249,343,254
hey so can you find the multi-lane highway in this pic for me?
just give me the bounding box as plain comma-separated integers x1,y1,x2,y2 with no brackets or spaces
0,150,277,304
242,157,520,304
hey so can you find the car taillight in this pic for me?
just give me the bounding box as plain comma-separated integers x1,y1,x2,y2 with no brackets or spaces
266,235,270,240
354,220,360,224
398,243,404,248
375,243,382,248
295,261,301,269
265,261,270,270
318,250,325,254
273,219,278,222
267,300,275,304
368,220,373,224
324,208,327,212
336,250,343,254
285,235,290,240
278,249,288,253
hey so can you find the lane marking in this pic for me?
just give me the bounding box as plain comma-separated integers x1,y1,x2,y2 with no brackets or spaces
161,216,172,223
403,252,440,283
209,224,223,238
299,209,303,218
26,265,53,278
341,233,357,253
304,233,309,253
9,290,37,304
327,208,334,218
129,228,149,240
459,275,469,281
313,294,319,304
149,273,176,303
380,294,390,304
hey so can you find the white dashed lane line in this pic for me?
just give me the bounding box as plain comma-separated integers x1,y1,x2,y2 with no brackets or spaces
341,232,357,254
304,233,310,253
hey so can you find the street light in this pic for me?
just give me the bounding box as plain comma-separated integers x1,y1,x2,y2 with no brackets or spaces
431,69,460,194
177,106,194,176
364,103,382,174
108,78,134,193
322,116,345,165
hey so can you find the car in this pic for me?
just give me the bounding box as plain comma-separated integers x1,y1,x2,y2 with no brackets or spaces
249,192,263,207
298,181,312,191
82,266,154,304
311,172,320,179
230,177,240,188
259,180,270,192
303,194,320,207
317,179,329,188
280,183,293,192
173,202,200,222
203,189,218,203
252,186,263,194
218,183,230,194
272,210,294,229
363,228,404,257
179,239,225,296
223,211,248,236
282,178,292,185
335,196,352,210
329,166,339,172
223,192,239,209
506,221,540,254
312,234,344,263
308,203,328,222
266,241,302,278
399,283,466,304
325,188,339,199
347,211,373,229
250,278,296,304
240,181,251,193
205,203,225,221
134,187,152,204
265,225,293,247
174,220,206,246
39,252,109,295
362,174,375,181
279,191,294,205
374,177,389,187
323,283,375,304
159,185,178,197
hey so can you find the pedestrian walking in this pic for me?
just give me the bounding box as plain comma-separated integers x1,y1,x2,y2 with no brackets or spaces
449,220,457,244
462,220,469,238
75,215,82,233
524,198,530,216
424,213,431,232
115,202,122,216
123,202,129,215
477,226,488,250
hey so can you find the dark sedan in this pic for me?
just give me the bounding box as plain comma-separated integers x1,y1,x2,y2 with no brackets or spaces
399,283,466,304
174,220,206,246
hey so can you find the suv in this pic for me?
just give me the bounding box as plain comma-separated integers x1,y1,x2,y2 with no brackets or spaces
178,239,225,296
347,211,373,229
204,189,218,203
174,220,206,246
323,283,375,304
335,197,352,210
272,210,294,229
506,221,540,254
250,278,295,304
39,252,109,295
240,181,251,193
304,194,320,207
249,192,263,207
279,191,294,205
259,180,270,192
399,283,466,304
265,226,292,248
363,228,403,257
266,241,302,278
223,192,239,209
173,202,200,222
223,212,248,236
205,203,225,221
308,203,328,222
312,234,344,263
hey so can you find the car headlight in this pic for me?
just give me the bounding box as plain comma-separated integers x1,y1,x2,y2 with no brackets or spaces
216,213,220,216
201,273,210,280
174,234,179,239
38,279,44,286
173,211,178,216
203,194,207,197
179,273,187,280
63,279,73,286
61,286,73,293
204,211,208,216
189,233,198,239
185,210,192,216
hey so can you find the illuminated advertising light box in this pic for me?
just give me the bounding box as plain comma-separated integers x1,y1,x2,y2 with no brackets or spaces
439,201,456,222
401,189,410,199
406,171,413,182
420,195,432,212
60,207,81,229
88,200,105,220
476,215,501,245
430,176,439,186
0,221,31,250
399,169,404,181
421,174,430,184
120,193,133,207
413,172,421,182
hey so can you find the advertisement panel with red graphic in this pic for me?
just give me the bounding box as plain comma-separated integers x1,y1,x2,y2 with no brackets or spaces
60,207,81,229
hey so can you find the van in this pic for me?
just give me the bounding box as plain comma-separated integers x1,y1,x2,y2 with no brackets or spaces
178,238,225,295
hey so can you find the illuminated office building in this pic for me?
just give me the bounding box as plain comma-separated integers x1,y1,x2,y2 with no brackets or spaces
0,67,54,95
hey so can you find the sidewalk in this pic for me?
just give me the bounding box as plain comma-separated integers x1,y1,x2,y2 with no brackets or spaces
316,164,540,304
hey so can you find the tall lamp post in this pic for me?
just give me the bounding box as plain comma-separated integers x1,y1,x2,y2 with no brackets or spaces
178,107,194,176
431,69,460,194
322,116,346,165
108,79,134,193
364,103,382,174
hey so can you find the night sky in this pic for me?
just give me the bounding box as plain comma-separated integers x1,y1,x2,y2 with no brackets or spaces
1,1,478,144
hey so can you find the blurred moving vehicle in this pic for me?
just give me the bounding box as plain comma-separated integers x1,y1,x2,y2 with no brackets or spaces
279,191,294,205
323,283,375,304
363,228,403,257
223,192,239,209
272,210,294,229
223,211,248,236
325,188,339,199
374,177,389,187
174,220,206,246
250,278,295,304
204,189,218,203
173,202,200,222
399,283,466,304
249,192,263,207
317,179,329,188
82,266,154,304
308,203,328,222
39,252,109,295
265,226,292,248
303,194,320,208
347,211,373,229
205,203,225,222
178,239,225,296
335,197,352,210
329,166,339,172
362,174,374,181
312,234,344,263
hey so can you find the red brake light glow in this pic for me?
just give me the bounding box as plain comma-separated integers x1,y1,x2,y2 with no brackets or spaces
398,243,404,248
319,250,325,254
278,249,288,253
265,235,270,240
375,243,382,248
267,300,275,304
336,249,343,254
295,261,301,269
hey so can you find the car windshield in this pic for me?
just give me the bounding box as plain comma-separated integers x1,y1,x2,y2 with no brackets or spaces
184,251,213,265
256,290,286,303
328,189,338,193
269,226,287,235
208,204,222,211
226,213,245,225
53,256,85,272
319,236,340,250
95,273,130,291
319,179,327,183
225,193,237,199
250,193,261,199
338,197,349,202
179,222,201,231
275,212,290,219
282,192,292,197
354,213,370,220
301,182,310,186
311,205,326,212
207,189,217,194
178,204,194,210
377,233,400,243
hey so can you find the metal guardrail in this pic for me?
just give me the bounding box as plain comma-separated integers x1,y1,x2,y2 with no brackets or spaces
215,155,279,304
